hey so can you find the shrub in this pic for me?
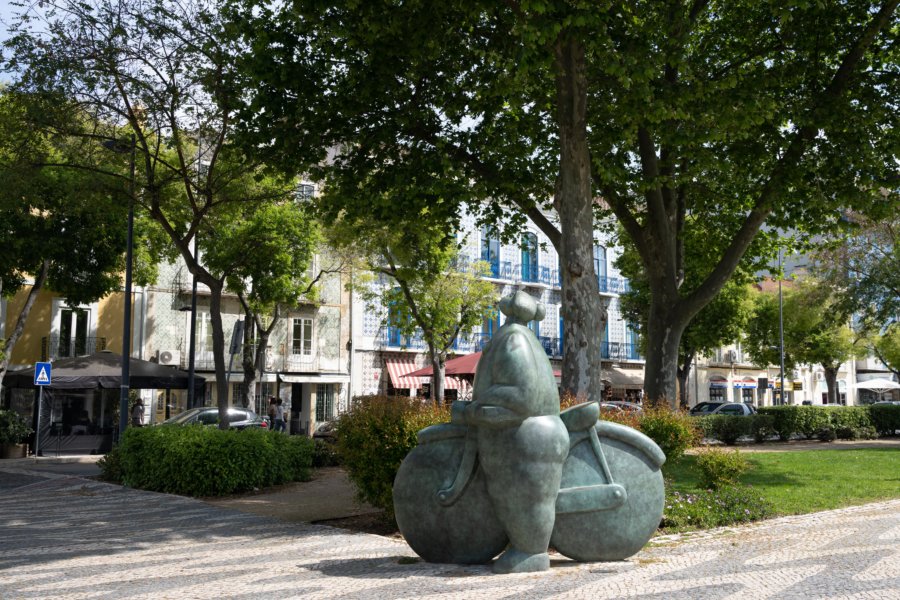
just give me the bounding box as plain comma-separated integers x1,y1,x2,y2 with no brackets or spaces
703,415,751,445
694,446,751,489
97,443,124,482
661,484,774,530
637,407,700,461
797,407,830,439
335,395,448,518
598,407,642,430
113,426,313,496
749,414,776,443
0,409,33,445
856,425,878,440
835,425,859,440
826,406,872,431
869,404,900,436
817,426,837,442
758,406,803,441
312,437,341,467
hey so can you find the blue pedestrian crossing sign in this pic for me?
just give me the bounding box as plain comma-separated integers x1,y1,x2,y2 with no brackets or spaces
34,362,52,386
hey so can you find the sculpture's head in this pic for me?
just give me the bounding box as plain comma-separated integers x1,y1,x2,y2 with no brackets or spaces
499,290,545,325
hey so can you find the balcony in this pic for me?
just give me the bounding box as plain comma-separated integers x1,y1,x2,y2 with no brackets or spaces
598,275,629,295
601,341,642,361
41,335,107,361
380,328,428,351
538,336,562,358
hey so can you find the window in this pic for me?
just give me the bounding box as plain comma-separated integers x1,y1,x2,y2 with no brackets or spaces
594,245,607,289
59,306,89,357
529,319,540,337
197,410,218,425
482,306,500,337
742,388,754,403
709,387,726,401
521,232,538,282
232,383,245,406
316,384,334,422
292,318,313,356
719,403,743,415
198,312,214,353
481,226,500,277
296,183,315,200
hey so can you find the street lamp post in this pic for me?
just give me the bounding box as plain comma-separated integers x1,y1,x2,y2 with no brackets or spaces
187,235,198,407
778,246,786,406
104,134,136,441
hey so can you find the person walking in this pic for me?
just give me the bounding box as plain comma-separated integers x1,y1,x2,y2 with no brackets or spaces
267,397,277,428
274,398,286,433
131,398,145,428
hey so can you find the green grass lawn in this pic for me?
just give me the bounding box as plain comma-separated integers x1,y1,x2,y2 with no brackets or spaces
663,448,900,516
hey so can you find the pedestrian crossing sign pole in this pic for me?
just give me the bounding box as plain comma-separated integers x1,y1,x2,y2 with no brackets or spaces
34,362,52,457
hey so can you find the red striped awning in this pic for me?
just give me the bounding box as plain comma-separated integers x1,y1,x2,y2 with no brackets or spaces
387,359,472,393
386,358,423,389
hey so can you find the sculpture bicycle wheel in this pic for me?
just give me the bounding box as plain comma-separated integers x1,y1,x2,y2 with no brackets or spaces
393,423,508,564
551,420,665,562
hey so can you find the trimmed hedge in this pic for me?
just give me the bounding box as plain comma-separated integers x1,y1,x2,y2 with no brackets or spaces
699,415,751,445
100,425,313,497
870,404,900,436
335,395,448,519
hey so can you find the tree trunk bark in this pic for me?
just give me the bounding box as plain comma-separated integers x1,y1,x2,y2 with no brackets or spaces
554,34,605,404
241,308,256,409
643,297,688,407
0,259,50,392
430,348,445,406
823,366,840,405
207,285,230,429
676,349,695,409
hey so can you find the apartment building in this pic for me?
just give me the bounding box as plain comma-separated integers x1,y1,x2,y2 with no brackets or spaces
348,211,646,402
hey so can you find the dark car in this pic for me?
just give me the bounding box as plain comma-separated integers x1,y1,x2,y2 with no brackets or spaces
689,401,725,416
161,407,268,430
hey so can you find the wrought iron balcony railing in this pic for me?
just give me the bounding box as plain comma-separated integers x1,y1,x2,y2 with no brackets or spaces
41,335,107,361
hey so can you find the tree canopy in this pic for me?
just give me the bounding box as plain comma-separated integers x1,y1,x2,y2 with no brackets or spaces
744,279,857,404
224,0,900,405
3,0,308,426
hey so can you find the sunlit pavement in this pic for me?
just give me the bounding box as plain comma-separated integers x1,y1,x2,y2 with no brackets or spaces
1,464,898,599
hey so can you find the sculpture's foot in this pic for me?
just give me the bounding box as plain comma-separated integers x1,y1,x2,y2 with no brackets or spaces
492,548,550,574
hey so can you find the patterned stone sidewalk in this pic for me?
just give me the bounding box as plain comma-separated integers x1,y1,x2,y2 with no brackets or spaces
0,469,898,599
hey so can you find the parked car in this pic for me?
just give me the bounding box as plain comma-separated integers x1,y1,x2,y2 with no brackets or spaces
872,400,900,406
161,407,268,430
599,402,623,413
708,402,757,416
688,401,725,416
603,401,643,413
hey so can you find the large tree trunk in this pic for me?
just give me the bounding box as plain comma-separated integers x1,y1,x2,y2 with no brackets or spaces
554,35,605,404
643,297,688,407
207,284,230,429
241,312,257,409
0,259,50,392
676,349,695,409
823,365,840,405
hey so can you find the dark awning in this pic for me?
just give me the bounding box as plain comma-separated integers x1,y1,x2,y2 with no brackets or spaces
4,350,205,391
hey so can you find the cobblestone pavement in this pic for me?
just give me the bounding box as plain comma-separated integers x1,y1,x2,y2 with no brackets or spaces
1,466,899,599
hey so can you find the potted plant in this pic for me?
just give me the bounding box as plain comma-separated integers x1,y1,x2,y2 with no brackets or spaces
0,409,33,459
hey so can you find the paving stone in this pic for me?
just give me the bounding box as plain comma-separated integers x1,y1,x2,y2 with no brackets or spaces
0,469,898,599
